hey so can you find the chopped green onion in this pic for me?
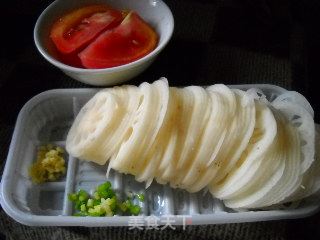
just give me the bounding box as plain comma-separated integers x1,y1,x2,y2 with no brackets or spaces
136,193,145,202
80,204,86,212
98,188,115,199
87,198,94,208
109,196,117,210
93,191,100,200
78,189,89,202
118,202,128,212
75,200,82,211
123,199,132,209
97,181,111,192
68,193,77,202
93,199,101,206
129,205,141,215
68,181,143,217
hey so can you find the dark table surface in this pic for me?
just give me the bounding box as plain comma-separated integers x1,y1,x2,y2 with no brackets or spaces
1,0,320,239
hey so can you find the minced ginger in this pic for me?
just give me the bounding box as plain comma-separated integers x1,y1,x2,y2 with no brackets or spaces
29,144,66,183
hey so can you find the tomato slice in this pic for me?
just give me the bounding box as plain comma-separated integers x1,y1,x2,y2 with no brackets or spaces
50,5,123,54
78,12,158,69
56,51,84,68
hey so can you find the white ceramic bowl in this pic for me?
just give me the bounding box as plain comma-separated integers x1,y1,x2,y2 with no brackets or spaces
34,0,174,86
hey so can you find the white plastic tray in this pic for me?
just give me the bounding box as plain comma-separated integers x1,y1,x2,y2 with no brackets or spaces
1,84,319,226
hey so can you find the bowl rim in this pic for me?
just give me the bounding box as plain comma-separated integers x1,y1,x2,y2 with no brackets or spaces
34,0,174,73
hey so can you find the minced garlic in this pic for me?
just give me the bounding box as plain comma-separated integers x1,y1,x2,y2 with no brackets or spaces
29,144,66,183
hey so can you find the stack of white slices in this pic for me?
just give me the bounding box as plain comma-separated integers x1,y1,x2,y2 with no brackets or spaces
66,78,319,209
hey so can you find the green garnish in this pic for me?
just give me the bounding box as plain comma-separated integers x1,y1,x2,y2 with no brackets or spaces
68,193,77,202
80,204,87,212
93,192,100,200
136,193,145,202
129,204,141,215
78,189,89,202
87,198,94,208
68,181,142,217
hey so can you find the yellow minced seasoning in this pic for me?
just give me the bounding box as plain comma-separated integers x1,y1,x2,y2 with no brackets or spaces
29,144,66,183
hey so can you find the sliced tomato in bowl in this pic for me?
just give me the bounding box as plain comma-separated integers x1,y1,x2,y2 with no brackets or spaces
78,12,158,69
50,5,123,54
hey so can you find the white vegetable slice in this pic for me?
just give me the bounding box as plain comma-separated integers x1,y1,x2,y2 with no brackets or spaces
135,86,178,184
155,88,185,184
272,101,315,173
219,97,315,208
307,125,320,196
272,91,314,118
250,111,302,207
176,86,209,169
162,88,195,186
67,79,319,210
282,166,314,203
178,90,229,190
132,79,170,175
205,85,237,167
209,101,277,199
140,148,163,188
155,129,179,184
245,88,268,104
224,151,285,209
280,126,318,203
279,125,320,203
109,80,158,173
181,85,236,188
223,111,286,208
66,91,121,165
211,89,256,184
170,86,210,187
101,85,140,161
207,84,237,117
183,89,255,192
